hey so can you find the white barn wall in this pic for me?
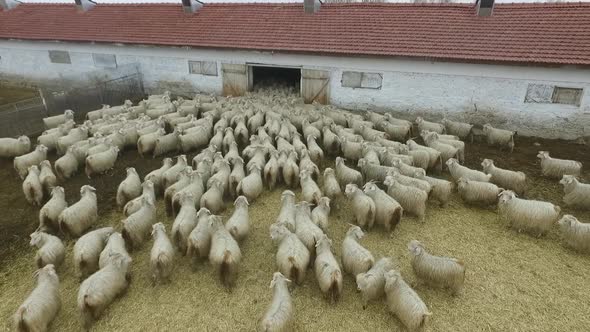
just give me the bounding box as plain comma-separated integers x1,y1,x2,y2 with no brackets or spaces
0,40,589,139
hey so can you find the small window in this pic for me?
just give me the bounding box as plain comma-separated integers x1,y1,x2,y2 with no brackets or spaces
189,60,218,76
525,84,582,106
552,87,582,106
341,71,382,89
93,54,117,68
48,50,71,64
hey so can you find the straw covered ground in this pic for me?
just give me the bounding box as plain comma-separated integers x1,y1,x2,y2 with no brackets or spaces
1,136,589,331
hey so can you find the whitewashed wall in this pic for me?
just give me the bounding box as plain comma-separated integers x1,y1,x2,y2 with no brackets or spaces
0,40,589,139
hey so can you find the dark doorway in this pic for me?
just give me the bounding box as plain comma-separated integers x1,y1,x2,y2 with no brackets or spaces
250,66,301,94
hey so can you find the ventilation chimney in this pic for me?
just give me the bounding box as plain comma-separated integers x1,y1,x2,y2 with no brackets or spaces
182,0,203,13
476,0,494,16
74,0,96,12
0,0,21,11
304,0,321,14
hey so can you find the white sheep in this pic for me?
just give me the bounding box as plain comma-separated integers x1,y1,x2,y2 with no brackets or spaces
153,128,181,158
299,169,322,205
383,176,427,222
0,135,31,158
423,133,458,164
416,116,444,134
560,175,590,209
85,146,119,178
225,196,250,242
172,171,205,216
384,269,431,331
357,158,397,183
13,264,61,332
446,158,491,182
340,136,363,161
407,139,442,172
269,222,310,284
344,184,376,230
294,202,324,257
237,164,263,203
145,157,174,195
209,216,242,287
557,215,590,253
391,159,423,178
363,182,403,233
23,165,44,206
314,234,343,302
200,178,224,214
124,180,156,217
38,160,57,197
481,159,526,195
54,146,79,180
442,118,473,141
14,144,48,179
424,131,465,163
342,225,375,277
483,124,515,152
263,152,280,190
170,192,198,254
137,128,165,157
413,169,453,207
281,151,300,188
39,186,67,232
187,208,214,265
408,240,465,295
335,157,363,187
73,227,115,279
58,185,98,238
311,197,331,232
77,253,131,329
122,195,157,250
180,127,211,153
457,177,502,206
164,167,192,216
258,272,293,332
98,232,131,274
322,168,342,200
116,167,142,208
150,223,175,285
276,190,297,232
322,127,340,154
537,151,582,179
30,231,66,269
57,126,88,155
356,257,396,309
498,190,561,237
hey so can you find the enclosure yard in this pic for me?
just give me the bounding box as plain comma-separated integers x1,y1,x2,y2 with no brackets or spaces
0,86,38,107
0,133,589,331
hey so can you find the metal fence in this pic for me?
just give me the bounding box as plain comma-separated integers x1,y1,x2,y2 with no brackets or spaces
0,70,146,137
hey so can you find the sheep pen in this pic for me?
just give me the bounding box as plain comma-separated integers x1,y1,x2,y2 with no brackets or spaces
1,113,590,331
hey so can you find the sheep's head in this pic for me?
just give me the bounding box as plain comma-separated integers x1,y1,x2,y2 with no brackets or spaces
560,175,577,187
536,151,549,160
323,168,335,176
280,190,295,202
36,144,48,153
481,159,494,170
34,264,59,284
384,269,402,290
29,231,44,247
180,191,195,205
335,157,344,166
163,158,174,167
151,222,166,237
143,180,155,191
363,182,378,194
208,215,224,231
142,195,155,207
18,135,30,145
344,183,358,196
197,207,211,219
357,158,367,168
108,252,132,272
178,154,188,165
414,169,426,178
497,190,516,204
234,195,249,207
270,271,291,289
415,117,424,124
408,240,424,256
383,176,394,187
315,233,332,251
445,158,459,167
318,197,330,208
346,225,364,240
126,167,137,176
456,177,469,188
80,185,96,196
39,160,51,169
557,215,577,227
51,186,65,197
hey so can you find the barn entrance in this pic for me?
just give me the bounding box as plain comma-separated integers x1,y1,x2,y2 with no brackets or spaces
249,65,301,94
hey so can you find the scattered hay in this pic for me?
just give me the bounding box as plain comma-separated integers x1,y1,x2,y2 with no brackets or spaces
1,137,589,331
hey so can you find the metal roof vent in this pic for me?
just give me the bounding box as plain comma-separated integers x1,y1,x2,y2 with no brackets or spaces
476,0,494,17
0,0,21,11
74,0,96,12
182,0,203,14
304,0,321,14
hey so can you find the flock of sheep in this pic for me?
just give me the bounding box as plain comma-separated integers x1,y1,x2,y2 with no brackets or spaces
0,88,588,332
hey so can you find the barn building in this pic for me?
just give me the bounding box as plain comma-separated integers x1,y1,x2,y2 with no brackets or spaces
0,0,589,139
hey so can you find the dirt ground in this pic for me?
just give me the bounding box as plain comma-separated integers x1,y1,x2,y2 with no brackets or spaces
0,86,38,106
0,135,589,332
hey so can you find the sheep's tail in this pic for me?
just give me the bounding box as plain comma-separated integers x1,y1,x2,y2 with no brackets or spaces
84,162,92,179
330,140,339,154
82,294,94,330
172,199,181,218
229,226,239,241
220,250,232,287
236,182,243,197
288,256,299,284
420,311,433,329
27,185,37,206
57,215,68,237
330,270,342,302
367,204,375,229
14,306,29,332
54,164,64,180
121,228,133,252
264,172,273,189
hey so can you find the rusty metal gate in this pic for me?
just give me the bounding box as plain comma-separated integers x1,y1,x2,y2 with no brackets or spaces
222,64,248,97
0,96,47,137
301,69,330,104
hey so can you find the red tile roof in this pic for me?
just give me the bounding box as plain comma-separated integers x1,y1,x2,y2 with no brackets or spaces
1,2,590,65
